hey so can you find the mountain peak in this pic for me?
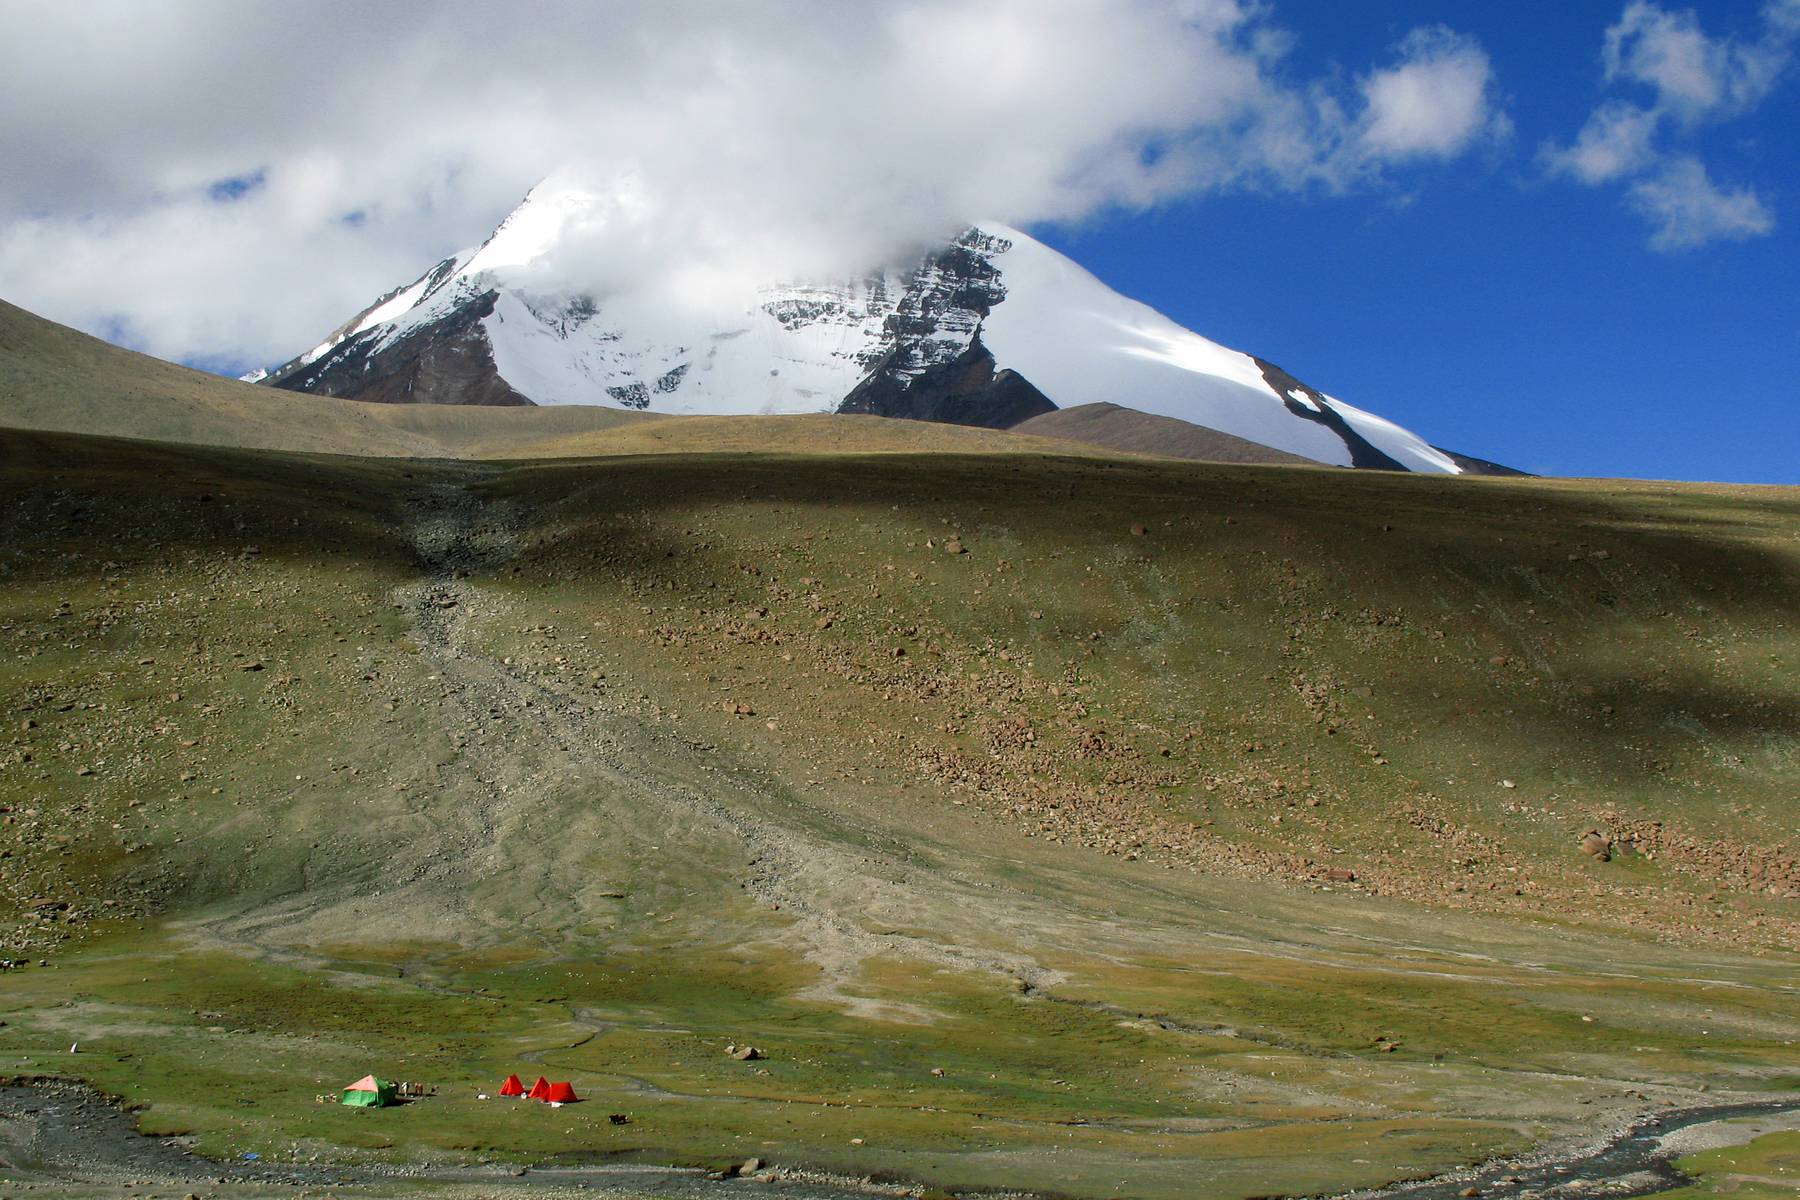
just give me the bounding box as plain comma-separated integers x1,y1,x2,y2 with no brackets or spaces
253,182,1468,472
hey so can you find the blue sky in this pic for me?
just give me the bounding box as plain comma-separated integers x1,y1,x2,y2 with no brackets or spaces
1035,1,1800,482
2,1,1794,483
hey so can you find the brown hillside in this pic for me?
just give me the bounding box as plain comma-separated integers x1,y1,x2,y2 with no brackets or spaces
1012,401,1316,465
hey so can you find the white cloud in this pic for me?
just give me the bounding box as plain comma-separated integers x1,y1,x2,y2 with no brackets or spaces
1357,28,1506,161
1627,157,1775,250
0,0,1505,367
1603,0,1795,120
1604,2,1729,117
1546,0,1797,250
1542,101,1661,184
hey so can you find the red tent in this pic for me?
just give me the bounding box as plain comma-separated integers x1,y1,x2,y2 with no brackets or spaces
545,1081,579,1104
527,1076,551,1101
498,1074,525,1098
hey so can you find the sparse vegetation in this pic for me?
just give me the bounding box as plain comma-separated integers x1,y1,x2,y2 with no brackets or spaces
2,353,1797,1197
1665,1126,1800,1199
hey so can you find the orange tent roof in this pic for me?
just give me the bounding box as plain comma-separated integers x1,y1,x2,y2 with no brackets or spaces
345,1074,381,1092
545,1081,578,1104
527,1076,551,1101
498,1074,525,1097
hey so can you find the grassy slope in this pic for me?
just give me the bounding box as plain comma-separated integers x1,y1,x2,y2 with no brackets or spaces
485,451,1800,938
0,298,457,457
2,426,1797,1198
468,411,1141,461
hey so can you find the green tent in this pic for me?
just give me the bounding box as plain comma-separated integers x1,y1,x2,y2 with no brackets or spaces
340,1074,397,1107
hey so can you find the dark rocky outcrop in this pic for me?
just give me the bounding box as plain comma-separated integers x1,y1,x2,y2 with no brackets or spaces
839,336,1054,429
1254,357,1405,471
837,229,1054,428
270,290,531,407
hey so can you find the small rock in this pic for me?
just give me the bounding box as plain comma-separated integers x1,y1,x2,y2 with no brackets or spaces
1579,830,1612,861
930,1067,945,1077
1129,523,1147,536
944,539,965,555
730,1044,761,1061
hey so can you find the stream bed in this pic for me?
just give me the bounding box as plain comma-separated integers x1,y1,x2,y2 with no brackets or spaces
1361,1099,1800,1200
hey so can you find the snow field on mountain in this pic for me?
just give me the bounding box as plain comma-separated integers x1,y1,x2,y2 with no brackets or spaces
977,226,1458,472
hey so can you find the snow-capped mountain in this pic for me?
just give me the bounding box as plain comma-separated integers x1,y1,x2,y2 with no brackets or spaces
253,179,1472,473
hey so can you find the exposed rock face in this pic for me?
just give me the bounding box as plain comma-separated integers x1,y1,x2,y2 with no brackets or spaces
840,337,1054,429
860,229,1008,377
273,289,531,407
826,230,1054,427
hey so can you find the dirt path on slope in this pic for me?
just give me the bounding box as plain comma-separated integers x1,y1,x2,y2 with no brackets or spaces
194,469,1062,1004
